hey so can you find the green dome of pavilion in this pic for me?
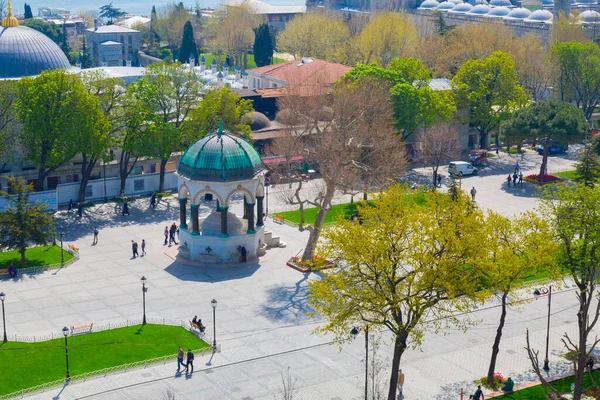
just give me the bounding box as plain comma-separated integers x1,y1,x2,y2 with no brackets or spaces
178,123,264,182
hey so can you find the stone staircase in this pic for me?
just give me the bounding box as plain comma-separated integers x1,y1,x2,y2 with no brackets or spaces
264,230,286,248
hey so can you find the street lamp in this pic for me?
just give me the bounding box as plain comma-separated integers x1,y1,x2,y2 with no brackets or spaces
533,286,552,371
351,326,369,400
0,292,6,343
265,183,269,215
211,299,217,350
141,276,147,325
60,232,64,267
62,326,70,379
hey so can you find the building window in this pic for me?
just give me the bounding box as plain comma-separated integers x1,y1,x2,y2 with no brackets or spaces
272,83,277,88
129,35,132,44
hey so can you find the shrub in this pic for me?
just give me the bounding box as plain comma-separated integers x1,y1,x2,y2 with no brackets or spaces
474,372,505,390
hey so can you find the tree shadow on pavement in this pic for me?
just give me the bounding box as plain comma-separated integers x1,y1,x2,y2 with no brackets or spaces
258,273,316,324
163,260,261,283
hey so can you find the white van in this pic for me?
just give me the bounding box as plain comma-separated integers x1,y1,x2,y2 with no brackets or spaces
448,161,478,177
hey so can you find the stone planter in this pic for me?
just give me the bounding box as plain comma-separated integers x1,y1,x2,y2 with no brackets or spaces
286,256,335,273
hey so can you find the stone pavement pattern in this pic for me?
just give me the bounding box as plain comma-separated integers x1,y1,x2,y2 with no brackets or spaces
1,150,590,399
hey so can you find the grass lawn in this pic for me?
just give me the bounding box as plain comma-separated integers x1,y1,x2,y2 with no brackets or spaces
200,53,286,70
0,245,74,269
0,324,210,395
497,369,600,399
555,170,579,180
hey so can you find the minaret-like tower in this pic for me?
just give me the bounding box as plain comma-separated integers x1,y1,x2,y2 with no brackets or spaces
2,0,20,27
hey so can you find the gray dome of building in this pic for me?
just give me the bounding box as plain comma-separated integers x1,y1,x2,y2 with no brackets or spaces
419,0,440,8
579,9,600,22
448,0,464,4
525,9,553,21
505,7,532,18
468,3,491,13
436,1,456,10
0,26,71,79
244,112,271,131
467,0,488,5
487,6,511,16
541,0,554,5
449,2,474,12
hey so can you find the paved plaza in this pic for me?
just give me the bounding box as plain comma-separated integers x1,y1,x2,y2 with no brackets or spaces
1,150,593,400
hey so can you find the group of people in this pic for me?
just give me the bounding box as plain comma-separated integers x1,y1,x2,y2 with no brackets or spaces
131,239,146,258
164,223,179,246
191,315,206,333
177,346,195,373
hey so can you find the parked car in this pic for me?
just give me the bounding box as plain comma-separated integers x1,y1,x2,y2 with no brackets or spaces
448,161,478,177
537,144,567,155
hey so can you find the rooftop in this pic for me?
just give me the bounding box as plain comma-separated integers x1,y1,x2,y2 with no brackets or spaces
117,16,151,28
249,58,351,87
86,25,139,34
224,0,306,14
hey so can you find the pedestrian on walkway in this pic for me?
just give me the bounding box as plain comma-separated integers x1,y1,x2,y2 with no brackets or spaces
177,346,185,371
514,162,520,174
141,239,146,256
506,175,512,187
397,369,405,398
122,201,130,216
150,193,157,209
68,199,74,212
169,223,178,245
470,186,477,201
437,174,442,187
473,385,484,400
93,227,99,245
512,172,518,187
164,226,169,246
132,240,139,258
518,172,523,186
495,148,499,156
185,349,194,373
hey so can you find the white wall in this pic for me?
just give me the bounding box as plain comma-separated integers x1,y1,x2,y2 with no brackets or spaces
0,190,57,211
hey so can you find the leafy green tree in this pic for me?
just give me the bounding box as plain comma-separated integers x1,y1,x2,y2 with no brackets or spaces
0,177,54,263
15,70,94,191
310,186,489,400
253,23,274,67
99,3,126,24
501,100,587,177
178,21,198,64
574,137,600,186
21,19,63,46
452,51,528,149
551,41,600,122
433,10,453,36
23,3,32,19
0,81,17,173
80,36,93,68
150,5,160,46
185,87,253,142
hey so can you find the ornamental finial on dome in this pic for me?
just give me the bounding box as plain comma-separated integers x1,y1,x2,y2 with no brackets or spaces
2,0,19,27
217,119,223,136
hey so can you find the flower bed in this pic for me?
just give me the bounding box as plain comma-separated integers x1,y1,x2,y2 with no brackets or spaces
475,372,505,390
522,174,563,184
286,256,335,273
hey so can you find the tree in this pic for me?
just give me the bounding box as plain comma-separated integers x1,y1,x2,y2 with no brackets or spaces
80,36,93,68
99,3,126,24
253,23,274,67
21,19,63,46
482,212,557,387
355,12,418,68
15,70,95,191
551,41,600,122
60,19,70,56
135,62,203,192
417,123,461,187
185,86,253,142
277,13,350,61
574,137,600,187
309,186,488,400
23,3,32,19
508,34,550,101
432,10,453,37
132,22,151,48
275,80,406,262
0,177,54,263
535,183,600,400
0,80,17,173
501,100,587,177
150,5,160,46
550,16,589,45
178,21,198,64
452,51,528,149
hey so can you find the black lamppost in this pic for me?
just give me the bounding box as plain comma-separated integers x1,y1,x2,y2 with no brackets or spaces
141,276,147,325
351,325,368,400
62,326,70,379
1,292,6,343
265,184,269,215
60,232,64,267
211,299,217,349
534,286,552,371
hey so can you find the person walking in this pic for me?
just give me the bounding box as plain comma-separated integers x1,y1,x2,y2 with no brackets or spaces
177,346,185,371
514,162,520,174
141,239,146,256
122,201,130,216
518,172,523,186
470,186,477,201
397,368,405,398
495,148,499,156
150,193,157,209
436,174,442,187
68,199,74,213
132,240,139,258
185,349,194,373
473,385,485,400
164,226,169,246
506,175,512,187
512,172,518,187
169,223,178,245
93,227,99,245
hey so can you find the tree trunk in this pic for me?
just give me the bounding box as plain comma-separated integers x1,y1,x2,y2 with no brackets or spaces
387,332,408,400
77,154,98,204
479,130,487,150
19,243,26,263
487,291,508,386
301,206,328,261
119,151,138,196
539,142,549,177
432,166,438,189
574,289,590,400
159,159,168,193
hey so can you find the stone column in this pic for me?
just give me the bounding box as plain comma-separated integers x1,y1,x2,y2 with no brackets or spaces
220,206,229,237
179,198,187,229
242,195,248,219
247,203,255,234
256,196,264,227
191,204,199,235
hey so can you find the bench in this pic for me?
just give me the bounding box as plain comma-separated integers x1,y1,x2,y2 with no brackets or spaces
68,244,79,254
189,321,205,334
71,323,93,335
0,269,8,278
273,215,285,224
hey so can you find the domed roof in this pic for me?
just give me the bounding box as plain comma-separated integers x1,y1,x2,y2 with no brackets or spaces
487,5,511,16
525,9,553,21
449,2,474,12
437,1,456,10
579,9,600,22
0,26,71,79
448,0,464,4
468,3,491,13
244,111,271,131
467,0,488,5
505,7,532,18
577,0,597,4
419,0,440,8
178,122,264,182
489,0,513,6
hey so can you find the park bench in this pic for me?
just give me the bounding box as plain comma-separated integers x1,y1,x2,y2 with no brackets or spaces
68,244,79,254
273,215,285,224
71,323,93,335
189,321,205,334
0,269,8,278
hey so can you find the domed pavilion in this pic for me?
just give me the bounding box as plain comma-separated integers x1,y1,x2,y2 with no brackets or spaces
0,0,71,79
176,121,266,264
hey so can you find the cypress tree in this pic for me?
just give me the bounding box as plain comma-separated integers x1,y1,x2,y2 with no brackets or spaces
253,23,274,67
178,21,198,64
61,20,70,56
80,36,92,68
24,4,33,19
150,5,160,46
